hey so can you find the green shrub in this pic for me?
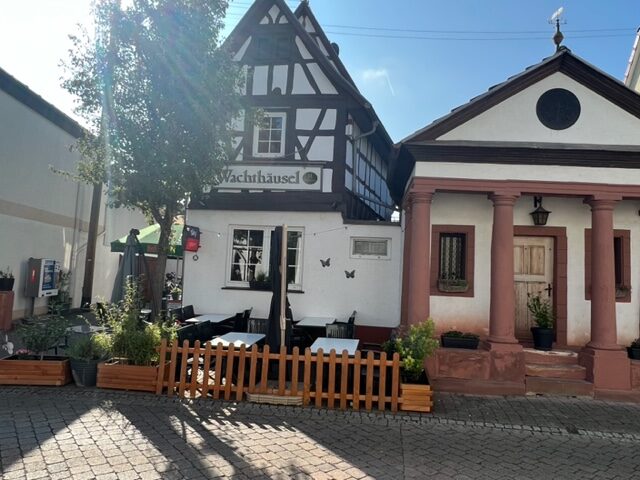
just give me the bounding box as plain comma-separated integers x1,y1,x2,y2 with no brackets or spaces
442,330,479,339
390,319,439,382
527,294,554,329
68,333,111,361
17,315,70,360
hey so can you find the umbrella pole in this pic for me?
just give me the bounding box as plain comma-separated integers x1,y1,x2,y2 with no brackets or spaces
280,225,287,349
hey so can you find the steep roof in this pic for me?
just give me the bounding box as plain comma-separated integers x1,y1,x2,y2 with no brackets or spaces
401,47,640,144
0,66,85,139
223,0,394,150
624,28,640,92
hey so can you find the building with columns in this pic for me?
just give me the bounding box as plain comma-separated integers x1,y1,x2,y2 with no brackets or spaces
390,47,640,398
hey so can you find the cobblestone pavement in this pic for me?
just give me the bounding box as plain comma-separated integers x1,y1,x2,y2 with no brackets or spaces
2,388,640,479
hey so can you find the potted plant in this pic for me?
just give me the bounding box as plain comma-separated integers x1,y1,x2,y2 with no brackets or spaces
0,315,71,385
97,281,176,392
170,286,182,301
48,270,72,315
616,285,631,299
0,267,14,291
437,278,469,293
385,319,438,412
249,270,272,290
440,330,480,349
528,293,554,351
68,332,111,387
627,338,640,360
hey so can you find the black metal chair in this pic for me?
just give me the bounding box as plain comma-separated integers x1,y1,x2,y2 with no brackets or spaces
347,310,356,325
177,324,198,345
196,321,216,343
169,307,185,324
247,317,268,335
326,322,351,339
182,305,196,320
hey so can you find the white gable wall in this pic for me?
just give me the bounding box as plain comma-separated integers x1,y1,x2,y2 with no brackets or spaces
439,72,640,145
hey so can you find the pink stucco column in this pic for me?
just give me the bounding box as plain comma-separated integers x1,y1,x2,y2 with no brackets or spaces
488,192,520,345
586,197,620,350
406,191,433,325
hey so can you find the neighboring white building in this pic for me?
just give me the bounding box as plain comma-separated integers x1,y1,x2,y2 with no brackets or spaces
183,0,400,343
0,66,142,320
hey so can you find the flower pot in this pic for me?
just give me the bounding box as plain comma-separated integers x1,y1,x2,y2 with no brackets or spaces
249,280,272,291
531,327,554,351
400,381,433,413
627,347,640,360
0,278,15,292
70,358,99,387
440,335,479,349
0,355,71,386
437,279,468,293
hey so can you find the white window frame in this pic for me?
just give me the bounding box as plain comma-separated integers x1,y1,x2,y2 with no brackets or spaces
350,237,391,260
227,225,304,290
253,111,286,158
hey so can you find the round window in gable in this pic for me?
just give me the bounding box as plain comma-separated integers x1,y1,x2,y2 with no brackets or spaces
536,88,581,130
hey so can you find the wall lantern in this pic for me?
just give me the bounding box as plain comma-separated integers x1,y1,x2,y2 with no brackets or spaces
530,196,551,226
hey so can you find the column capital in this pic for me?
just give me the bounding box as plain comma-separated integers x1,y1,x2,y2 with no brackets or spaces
407,191,434,206
584,195,622,210
488,191,520,206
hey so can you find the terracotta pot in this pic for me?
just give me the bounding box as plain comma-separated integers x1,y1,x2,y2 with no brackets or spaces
0,356,71,386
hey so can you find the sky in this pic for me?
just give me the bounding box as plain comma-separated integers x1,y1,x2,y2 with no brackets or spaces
0,0,638,142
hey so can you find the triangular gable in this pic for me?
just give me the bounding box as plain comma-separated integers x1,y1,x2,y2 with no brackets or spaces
293,2,359,90
402,49,640,144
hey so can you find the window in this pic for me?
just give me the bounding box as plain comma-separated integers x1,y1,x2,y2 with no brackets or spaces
228,226,304,290
253,112,286,157
585,229,630,302
351,237,391,260
430,226,475,297
255,35,291,61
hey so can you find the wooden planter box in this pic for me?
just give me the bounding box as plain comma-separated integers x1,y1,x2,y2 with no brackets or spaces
437,279,468,293
97,359,167,393
399,383,433,413
0,356,71,386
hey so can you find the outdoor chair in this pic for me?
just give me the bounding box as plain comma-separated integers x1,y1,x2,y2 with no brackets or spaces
326,322,352,339
247,317,268,335
196,321,216,343
182,305,196,320
347,310,356,325
169,307,185,324
286,319,312,351
177,324,198,346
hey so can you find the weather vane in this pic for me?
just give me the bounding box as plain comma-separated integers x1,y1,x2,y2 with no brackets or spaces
550,7,566,51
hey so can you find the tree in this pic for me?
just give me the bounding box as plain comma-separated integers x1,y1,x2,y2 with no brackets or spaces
63,0,244,316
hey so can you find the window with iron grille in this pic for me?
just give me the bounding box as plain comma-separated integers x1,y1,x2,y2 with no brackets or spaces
350,237,391,260
439,233,466,280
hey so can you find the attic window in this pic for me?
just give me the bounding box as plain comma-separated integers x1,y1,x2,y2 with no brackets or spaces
255,35,291,61
536,88,581,130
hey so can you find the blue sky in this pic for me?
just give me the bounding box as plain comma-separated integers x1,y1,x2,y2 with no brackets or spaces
0,0,638,142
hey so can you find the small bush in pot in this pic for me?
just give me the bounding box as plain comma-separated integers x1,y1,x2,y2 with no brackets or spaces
528,294,554,351
17,315,70,360
627,338,640,360
388,319,439,383
68,333,111,387
440,330,480,349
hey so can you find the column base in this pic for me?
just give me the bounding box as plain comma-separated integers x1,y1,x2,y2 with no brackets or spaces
482,340,524,382
579,347,631,391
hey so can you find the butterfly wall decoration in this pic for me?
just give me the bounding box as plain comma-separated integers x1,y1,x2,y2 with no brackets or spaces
345,270,355,279
320,258,331,267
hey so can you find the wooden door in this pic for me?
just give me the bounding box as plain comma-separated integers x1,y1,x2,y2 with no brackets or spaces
514,236,554,340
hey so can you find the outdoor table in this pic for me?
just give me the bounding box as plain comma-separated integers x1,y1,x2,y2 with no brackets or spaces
296,316,336,328
68,325,108,334
211,332,265,348
185,313,235,324
311,337,360,356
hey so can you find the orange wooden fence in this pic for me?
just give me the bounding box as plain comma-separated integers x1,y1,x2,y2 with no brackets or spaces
155,339,410,412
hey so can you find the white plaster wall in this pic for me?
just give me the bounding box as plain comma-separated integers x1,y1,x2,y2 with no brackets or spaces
439,72,640,145
414,161,640,185
183,210,402,328
426,193,640,346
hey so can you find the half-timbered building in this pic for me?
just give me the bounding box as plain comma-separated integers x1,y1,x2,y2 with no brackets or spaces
184,0,400,341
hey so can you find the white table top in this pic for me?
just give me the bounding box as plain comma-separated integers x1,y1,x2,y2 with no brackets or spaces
311,337,360,355
69,325,108,334
211,332,265,348
185,313,235,324
297,316,336,328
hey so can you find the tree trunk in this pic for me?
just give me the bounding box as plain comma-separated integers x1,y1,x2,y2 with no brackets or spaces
151,217,172,320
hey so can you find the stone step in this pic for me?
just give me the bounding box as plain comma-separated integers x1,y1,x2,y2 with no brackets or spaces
525,363,587,380
524,348,579,365
525,376,594,397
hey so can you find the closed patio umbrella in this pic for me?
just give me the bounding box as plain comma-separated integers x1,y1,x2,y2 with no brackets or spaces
111,229,142,303
267,226,291,351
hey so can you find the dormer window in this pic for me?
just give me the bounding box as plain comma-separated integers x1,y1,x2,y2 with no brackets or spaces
254,112,286,157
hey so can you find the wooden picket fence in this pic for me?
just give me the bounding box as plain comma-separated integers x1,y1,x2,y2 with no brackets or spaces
155,338,411,412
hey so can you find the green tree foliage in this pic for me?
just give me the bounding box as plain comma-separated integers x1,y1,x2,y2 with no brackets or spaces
385,319,439,382
62,0,244,313
17,316,70,360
